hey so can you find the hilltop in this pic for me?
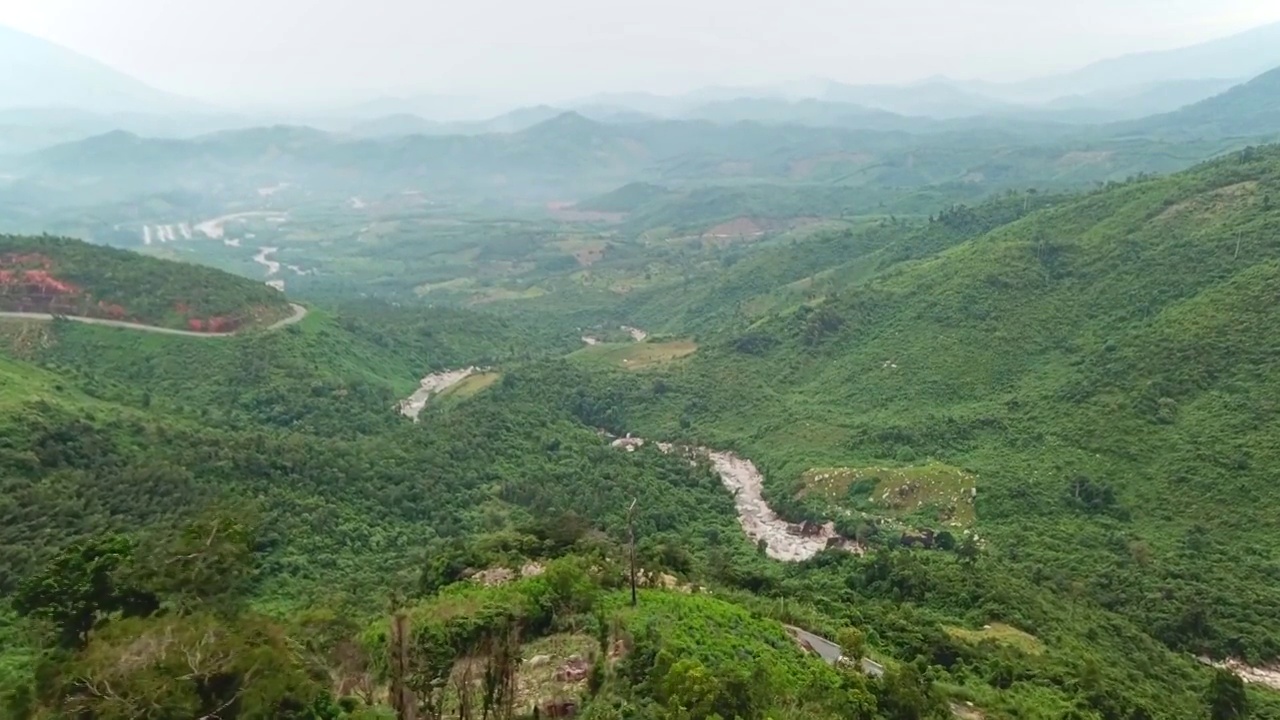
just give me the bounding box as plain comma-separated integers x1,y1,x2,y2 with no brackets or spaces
0,235,292,332
0,25,191,114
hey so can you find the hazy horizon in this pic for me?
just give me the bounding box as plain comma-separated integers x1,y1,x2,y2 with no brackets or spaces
3,0,1280,110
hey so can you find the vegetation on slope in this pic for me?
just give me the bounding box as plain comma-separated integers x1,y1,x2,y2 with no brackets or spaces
579,145,1280,668
0,235,291,330
7,141,1280,719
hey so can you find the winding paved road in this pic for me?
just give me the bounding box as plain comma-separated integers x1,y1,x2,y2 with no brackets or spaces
0,303,308,338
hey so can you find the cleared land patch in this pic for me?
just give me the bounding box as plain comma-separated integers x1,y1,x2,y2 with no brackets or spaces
437,371,502,401
800,462,977,527
1155,180,1260,222
570,340,698,370
946,623,1043,655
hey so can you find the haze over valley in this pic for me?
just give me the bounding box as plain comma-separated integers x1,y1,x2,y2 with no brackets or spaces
2,4,1280,719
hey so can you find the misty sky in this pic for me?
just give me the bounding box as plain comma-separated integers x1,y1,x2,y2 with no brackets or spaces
4,0,1280,107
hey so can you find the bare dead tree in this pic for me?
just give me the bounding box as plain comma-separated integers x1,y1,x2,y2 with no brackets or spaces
480,621,521,720
628,498,639,607
454,657,476,720
390,612,416,720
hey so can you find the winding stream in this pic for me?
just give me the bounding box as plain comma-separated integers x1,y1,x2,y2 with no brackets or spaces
253,247,281,277
609,436,858,560
706,449,858,561
394,369,855,561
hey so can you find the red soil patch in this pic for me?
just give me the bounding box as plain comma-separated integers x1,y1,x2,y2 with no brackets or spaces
0,253,54,269
96,301,127,320
0,270,80,295
186,316,242,333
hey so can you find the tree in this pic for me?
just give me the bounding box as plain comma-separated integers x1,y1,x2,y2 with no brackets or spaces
61,613,331,720
128,510,257,614
662,659,722,720
1206,669,1248,720
956,536,980,566
876,664,943,720
836,627,866,662
14,535,157,649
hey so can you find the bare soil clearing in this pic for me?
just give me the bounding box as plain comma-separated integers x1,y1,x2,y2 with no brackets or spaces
398,367,482,420
1200,657,1280,691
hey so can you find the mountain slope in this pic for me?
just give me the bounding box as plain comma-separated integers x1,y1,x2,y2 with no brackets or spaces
602,145,1280,663
0,235,291,331
347,105,565,137
0,25,191,113
991,21,1280,102
683,98,928,131
1042,77,1244,121
818,79,1012,118
1124,66,1280,139
13,110,1236,209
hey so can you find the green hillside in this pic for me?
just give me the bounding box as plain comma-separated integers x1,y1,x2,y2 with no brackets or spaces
574,181,676,213
586,145,1280,664
8,143,1280,718
0,235,291,331
1126,66,1280,140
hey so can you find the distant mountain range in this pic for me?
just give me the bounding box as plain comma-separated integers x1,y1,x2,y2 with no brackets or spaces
978,20,1280,103
1121,66,1280,140
9,86,1267,210
1,18,1278,158
0,25,194,113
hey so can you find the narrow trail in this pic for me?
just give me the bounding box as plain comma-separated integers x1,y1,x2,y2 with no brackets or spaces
0,303,308,338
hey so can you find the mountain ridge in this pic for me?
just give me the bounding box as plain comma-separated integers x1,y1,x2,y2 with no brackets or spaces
0,25,196,113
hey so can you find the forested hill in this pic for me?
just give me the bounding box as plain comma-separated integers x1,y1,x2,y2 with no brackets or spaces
0,235,292,331
1126,65,1280,140
602,144,1280,662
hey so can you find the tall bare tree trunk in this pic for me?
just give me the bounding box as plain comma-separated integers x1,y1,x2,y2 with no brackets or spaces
628,498,638,607
390,612,417,720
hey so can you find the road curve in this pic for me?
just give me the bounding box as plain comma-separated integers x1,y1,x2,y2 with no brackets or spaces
0,303,308,338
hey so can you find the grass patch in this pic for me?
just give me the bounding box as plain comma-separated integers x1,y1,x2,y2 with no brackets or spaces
437,372,502,402
414,277,476,296
800,462,977,527
945,623,1044,655
470,286,549,305
569,340,698,371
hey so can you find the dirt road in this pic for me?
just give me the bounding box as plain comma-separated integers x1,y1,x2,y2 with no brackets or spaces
0,303,308,338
